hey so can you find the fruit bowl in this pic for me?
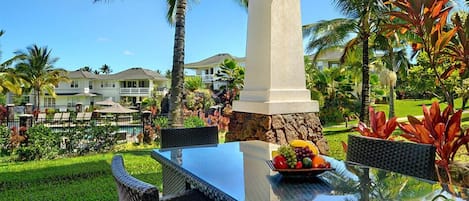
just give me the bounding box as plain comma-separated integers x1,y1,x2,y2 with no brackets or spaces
266,160,334,177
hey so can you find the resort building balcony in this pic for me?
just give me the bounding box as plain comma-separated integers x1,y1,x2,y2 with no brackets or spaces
119,87,150,95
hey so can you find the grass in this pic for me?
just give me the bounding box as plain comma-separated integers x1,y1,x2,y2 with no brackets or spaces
0,143,161,201
372,98,464,118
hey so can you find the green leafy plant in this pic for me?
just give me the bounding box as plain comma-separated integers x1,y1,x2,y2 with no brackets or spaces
184,116,206,128
13,125,59,161
0,125,11,156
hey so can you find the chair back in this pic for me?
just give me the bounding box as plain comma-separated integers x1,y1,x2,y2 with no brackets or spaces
36,113,46,123
111,155,159,201
53,113,62,122
76,112,85,121
161,126,218,149
61,112,70,122
346,135,437,181
83,112,93,121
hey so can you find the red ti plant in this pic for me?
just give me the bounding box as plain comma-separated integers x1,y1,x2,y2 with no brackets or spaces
342,107,398,152
398,102,469,170
356,106,398,139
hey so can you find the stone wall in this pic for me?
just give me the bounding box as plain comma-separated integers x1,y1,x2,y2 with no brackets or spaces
226,111,329,155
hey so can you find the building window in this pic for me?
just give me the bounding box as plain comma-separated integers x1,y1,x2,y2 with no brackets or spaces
70,81,78,88
44,97,56,107
89,81,93,90
101,81,114,88
139,81,145,87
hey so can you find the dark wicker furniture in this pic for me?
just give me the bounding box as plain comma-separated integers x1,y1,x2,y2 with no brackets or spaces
346,134,437,181
160,126,219,149
111,155,211,201
159,126,219,196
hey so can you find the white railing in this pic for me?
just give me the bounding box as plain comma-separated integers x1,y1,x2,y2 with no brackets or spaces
120,88,150,95
200,74,215,83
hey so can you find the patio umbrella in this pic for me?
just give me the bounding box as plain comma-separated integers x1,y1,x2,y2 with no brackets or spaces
95,97,116,106
94,103,138,114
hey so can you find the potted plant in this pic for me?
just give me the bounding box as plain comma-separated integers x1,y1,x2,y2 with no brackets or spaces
398,101,469,187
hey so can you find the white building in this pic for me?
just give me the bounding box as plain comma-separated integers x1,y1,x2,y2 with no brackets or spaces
12,67,169,112
185,53,245,90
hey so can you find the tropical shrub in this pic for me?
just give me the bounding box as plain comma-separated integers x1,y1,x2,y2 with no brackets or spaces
185,89,214,112
184,76,204,92
355,107,398,139
78,123,118,154
0,105,6,124
342,107,398,152
398,102,469,170
184,116,206,128
13,125,59,161
0,126,11,156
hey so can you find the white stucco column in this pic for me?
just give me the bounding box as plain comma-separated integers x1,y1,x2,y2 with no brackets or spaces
233,0,318,115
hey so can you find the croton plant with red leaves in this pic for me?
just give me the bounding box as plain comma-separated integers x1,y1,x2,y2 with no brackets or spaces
398,102,469,169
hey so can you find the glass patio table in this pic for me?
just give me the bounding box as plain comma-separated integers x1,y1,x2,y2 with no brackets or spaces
151,140,468,201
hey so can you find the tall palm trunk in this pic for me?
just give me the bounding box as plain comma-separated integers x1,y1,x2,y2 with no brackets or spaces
168,0,187,128
360,35,370,126
389,83,395,118
34,89,40,112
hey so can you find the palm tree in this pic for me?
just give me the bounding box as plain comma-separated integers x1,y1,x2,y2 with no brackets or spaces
303,0,387,125
373,33,409,118
165,0,247,127
0,30,25,95
78,66,93,72
100,64,112,74
165,0,188,128
215,59,245,93
94,0,247,127
14,45,70,111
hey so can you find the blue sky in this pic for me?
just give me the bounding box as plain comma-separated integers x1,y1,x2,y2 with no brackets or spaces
0,0,343,73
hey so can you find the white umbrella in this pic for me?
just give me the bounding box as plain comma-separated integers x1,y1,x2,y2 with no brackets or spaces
95,103,138,114
95,97,116,106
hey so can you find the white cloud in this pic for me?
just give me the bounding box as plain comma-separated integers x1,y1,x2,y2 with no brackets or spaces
123,50,134,56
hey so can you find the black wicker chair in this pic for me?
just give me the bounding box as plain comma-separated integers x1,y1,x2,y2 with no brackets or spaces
346,135,437,181
161,126,219,149
111,155,212,201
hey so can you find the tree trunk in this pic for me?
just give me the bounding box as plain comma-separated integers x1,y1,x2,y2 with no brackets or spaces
360,36,370,126
35,88,40,112
389,83,395,118
168,0,187,128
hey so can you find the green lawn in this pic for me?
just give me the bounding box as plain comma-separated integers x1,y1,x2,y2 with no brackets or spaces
0,144,161,201
372,98,463,118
